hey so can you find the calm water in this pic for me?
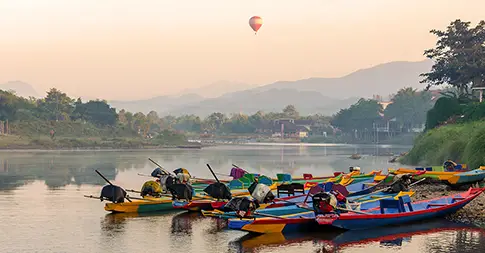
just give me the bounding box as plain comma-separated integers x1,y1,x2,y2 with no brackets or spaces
1,144,484,253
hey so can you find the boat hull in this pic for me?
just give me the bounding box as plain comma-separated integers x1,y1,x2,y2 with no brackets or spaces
317,188,485,230
104,198,174,213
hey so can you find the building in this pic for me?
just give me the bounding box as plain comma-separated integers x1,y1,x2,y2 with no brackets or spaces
256,118,313,139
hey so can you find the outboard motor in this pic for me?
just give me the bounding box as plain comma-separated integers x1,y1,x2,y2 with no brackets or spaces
167,183,194,201
312,192,338,214
151,168,165,177
160,174,176,193
203,182,232,200
100,185,127,203
140,180,162,197
248,182,275,204
223,197,258,218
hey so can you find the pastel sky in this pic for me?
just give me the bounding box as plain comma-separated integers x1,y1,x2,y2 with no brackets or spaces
1,0,484,100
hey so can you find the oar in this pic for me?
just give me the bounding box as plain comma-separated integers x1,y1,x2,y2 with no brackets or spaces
253,211,288,219
335,207,370,215
352,177,427,202
148,158,171,175
95,169,132,202
95,169,114,186
206,164,220,183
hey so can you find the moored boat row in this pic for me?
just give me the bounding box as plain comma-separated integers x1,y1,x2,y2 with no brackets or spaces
85,158,485,235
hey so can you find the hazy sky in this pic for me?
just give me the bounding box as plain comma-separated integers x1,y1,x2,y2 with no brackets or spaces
1,0,484,100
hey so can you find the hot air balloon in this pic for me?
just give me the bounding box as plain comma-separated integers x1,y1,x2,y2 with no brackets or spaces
249,16,263,35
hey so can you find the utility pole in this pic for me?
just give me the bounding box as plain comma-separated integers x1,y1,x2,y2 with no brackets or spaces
56,92,59,121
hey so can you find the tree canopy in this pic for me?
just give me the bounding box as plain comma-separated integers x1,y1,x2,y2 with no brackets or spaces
421,19,485,95
331,99,382,132
384,87,434,128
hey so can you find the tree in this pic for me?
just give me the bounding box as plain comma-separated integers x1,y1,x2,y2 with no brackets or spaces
282,105,299,119
172,115,202,132
331,99,382,133
204,112,227,132
37,88,74,121
384,87,433,129
421,19,485,95
223,113,255,133
71,100,118,126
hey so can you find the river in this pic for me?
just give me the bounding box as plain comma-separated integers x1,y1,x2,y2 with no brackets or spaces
0,144,484,253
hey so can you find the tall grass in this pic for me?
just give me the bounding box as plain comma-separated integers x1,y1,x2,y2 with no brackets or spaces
401,121,485,169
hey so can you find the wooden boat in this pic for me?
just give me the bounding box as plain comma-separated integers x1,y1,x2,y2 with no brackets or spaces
207,191,413,220
104,196,174,213
316,187,485,230
390,167,485,185
447,169,485,185
226,191,416,234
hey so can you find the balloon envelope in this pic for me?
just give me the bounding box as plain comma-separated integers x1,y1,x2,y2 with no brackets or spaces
249,16,263,33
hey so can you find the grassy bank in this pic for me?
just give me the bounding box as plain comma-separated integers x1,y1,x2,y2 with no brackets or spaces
0,121,191,150
401,121,485,169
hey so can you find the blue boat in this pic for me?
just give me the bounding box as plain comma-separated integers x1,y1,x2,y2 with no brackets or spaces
226,191,414,233
316,187,485,230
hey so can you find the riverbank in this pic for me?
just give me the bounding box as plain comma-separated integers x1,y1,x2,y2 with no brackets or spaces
400,121,485,170
0,135,204,150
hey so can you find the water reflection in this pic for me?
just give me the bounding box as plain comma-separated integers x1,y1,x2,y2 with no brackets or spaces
231,219,485,253
0,145,413,191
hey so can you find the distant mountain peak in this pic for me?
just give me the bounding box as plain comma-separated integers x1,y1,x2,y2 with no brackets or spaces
0,81,40,98
177,80,259,98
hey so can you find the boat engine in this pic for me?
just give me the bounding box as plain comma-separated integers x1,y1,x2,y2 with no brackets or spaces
312,192,338,214
140,180,162,197
151,168,165,177
159,174,176,193
100,185,127,203
167,183,194,201
248,182,275,204
223,197,258,218
203,182,232,200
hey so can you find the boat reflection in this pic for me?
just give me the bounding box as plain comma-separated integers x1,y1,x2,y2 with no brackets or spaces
171,212,202,235
232,218,485,253
101,210,181,233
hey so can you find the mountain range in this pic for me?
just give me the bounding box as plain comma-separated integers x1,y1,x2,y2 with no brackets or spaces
1,59,434,117
0,81,40,98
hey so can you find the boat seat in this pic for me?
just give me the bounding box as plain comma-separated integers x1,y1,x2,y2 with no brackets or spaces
380,199,405,214
425,167,433,171
398,195,414,211
451,197,465,203
416,168,424,171
277,183,304,198
426,203,447,209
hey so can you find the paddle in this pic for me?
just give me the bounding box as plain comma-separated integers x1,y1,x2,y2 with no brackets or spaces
206,164,221,183
148,158,171,175
95,169,132,202
253,211,288,219
83,195,159,202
